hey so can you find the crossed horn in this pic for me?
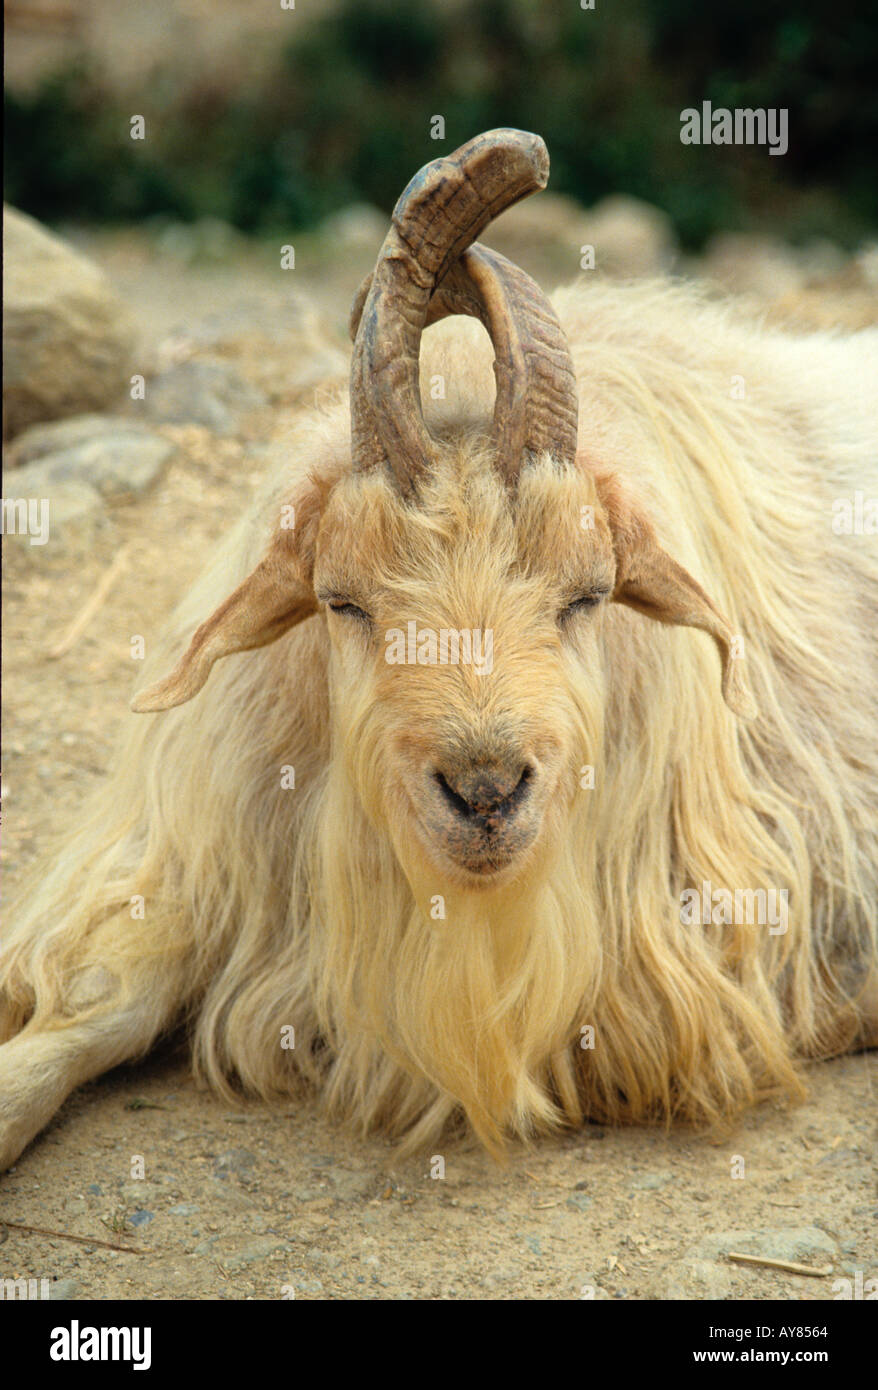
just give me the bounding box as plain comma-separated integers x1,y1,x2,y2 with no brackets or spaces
348,128,579,493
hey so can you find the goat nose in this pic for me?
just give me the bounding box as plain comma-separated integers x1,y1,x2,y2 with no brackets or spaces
434,761,533,821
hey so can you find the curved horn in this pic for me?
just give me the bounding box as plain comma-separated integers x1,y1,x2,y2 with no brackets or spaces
350,129,551,495
428,244,578,482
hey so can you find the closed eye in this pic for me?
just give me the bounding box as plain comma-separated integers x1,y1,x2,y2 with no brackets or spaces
558,590,610,623
324,598,372,623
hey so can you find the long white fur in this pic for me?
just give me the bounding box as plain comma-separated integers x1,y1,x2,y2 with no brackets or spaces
2,278,876,1165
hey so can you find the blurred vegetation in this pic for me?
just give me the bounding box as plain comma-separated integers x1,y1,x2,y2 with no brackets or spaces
5,0,877,249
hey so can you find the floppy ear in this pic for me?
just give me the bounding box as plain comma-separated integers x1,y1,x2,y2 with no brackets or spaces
597,476,757,720
131,502,321,714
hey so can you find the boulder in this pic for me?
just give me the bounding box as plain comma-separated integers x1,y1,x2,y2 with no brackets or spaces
486,191,677,282
9,415,174,499
576,195,677,278
143,359,266,433
3,205,135,439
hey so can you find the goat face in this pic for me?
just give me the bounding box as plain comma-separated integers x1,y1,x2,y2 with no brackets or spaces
132,129,755,903
311,450,616,891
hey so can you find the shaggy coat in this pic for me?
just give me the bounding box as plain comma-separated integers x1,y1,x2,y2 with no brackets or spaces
2,275,877,1165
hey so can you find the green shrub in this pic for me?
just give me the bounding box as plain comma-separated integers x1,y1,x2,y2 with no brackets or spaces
4,0,876,248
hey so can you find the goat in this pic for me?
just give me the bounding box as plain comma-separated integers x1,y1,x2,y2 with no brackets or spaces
2,130,877,1167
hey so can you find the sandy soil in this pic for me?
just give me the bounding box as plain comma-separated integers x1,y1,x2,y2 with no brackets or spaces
2,235,876,1301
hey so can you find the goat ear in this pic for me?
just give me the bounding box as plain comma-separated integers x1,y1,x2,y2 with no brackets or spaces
131,526,318,713
598,477,757,720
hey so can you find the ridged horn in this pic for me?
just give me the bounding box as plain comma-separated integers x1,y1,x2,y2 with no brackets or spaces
350,129,578,493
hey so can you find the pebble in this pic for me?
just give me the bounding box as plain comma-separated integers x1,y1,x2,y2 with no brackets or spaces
221,1236,289,1271
663,1259,734,1300
214,1148,257,1181
48,1279,79,1300
566,1193,593,1212
631,1171,673,1191
306,1249,342,1271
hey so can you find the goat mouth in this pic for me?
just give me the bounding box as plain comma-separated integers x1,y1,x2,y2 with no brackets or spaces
399,778,544,890
455,852,521,879
407,802,536,886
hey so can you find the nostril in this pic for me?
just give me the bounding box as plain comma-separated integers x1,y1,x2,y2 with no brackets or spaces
434,763,533,820
434,770,476,820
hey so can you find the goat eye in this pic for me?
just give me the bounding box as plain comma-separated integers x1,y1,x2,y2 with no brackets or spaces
558,591,608,623
326,600,371,622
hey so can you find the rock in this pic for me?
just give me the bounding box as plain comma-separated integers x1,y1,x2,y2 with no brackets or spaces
168,1203,200,1217
144,360,265,433
3,206,135,439
489,190,586,248
817,1147,861,1168
10,422,174,501
566,1192,593,1211
119,1183,156,1204
129,1210,154,1228
329,1168,374,1201
201,1178,260,1212
631,1171,673,1191
856,242,878,288
700,233,804,300
48,1278,79,1300
663,1259,733,1300
286,347,349,396
579,195,677,278
7,478,104,543
221,1235,289,1271
658,1225,838,1300
293,1185,331,1203
214,1148,257,1181
286,1275,324,1295
487,191,676,281
692,1226,838,1265
481,1266,518,1290
6,413,118,468
154,217,243,265
794,238,847,282
306,1248,342,1270
195,1233,291,1269
321,204,387,252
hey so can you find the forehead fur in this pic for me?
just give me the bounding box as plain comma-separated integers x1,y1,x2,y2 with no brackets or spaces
313,441,617,605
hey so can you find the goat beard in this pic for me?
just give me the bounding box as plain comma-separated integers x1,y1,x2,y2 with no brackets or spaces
308,683,604,1156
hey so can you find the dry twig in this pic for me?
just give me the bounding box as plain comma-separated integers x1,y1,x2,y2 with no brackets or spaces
49,546,130,659
0,1220,143,1255
727,1251,833,1277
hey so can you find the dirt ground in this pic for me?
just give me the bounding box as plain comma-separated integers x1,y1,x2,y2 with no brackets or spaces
2,233,876,1301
